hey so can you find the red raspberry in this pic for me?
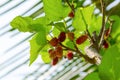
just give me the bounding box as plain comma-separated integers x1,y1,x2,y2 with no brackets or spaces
103,40,109,49
55,46,63,58
58,32,66,42
48,49,56,59
76,35,88,45
104,28,111,39
67,32,74,41
49,37,58,46
68,11,74,18
48,48,53,53
67,51,73,60
52,57,58,66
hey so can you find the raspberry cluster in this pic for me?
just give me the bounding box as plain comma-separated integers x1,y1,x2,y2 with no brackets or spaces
48,29,110,66
48,32,75,65
48,31,90,66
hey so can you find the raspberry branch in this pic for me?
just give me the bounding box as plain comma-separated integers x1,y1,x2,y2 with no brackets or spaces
59,43,97,64
98,0,106,49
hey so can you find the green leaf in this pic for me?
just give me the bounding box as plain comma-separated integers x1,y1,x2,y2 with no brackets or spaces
84,72,100,80
72,8,86,32
108,15,120,45
82,5,94,25
52,26,60,37
110,15,120,39
54,22,66,32
64,39,75,50
76,0,85,7
72,5,94,32
99,44,120,80
36,30,47,46
32,16,50,25
31,16,52,33
29,31,47,65
30,24,45,32
10,16,52,33
10,16,33,32
90,16,102,34
39,44,51,63
43,0,71,21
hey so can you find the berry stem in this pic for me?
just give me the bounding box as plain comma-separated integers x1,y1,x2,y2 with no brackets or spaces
65,0,74,13
59,43,96,64
108,19,114,37
72,40,79,51
99,0,106,38
59,43,76,52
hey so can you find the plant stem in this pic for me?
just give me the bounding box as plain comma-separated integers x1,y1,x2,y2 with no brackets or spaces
65,0,74,12
59,43,76,52
60,42,83,57
99,0,106,48
72,40,79,51
107,19,114,38
60,43,96,64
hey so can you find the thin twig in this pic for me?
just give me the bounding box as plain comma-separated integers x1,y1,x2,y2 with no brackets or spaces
72,40,79,51
107,19,114,38
99,18,114,48
99,0,106,48
59,43,76,52
60,43,96,64
92,31,99,51
65,0,74,12
60,43,83,57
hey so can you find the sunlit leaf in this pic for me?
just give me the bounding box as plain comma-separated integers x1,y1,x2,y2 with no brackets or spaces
54,22,66,32
10,16,33,32
31,16,52,33
39,44,51,63
29,31,47,65
99,44,120,80
72,5,94,32
90,16,102,34
43,0,71,21
52,26,60,37
110,15,120,38
64,39,75,50
10,16,52,33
